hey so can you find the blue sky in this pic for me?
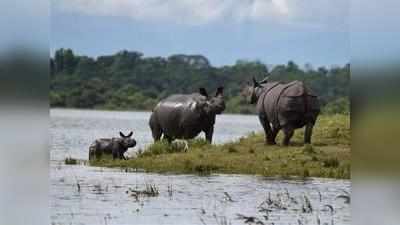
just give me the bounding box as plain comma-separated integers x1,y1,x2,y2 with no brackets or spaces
51,0,349,67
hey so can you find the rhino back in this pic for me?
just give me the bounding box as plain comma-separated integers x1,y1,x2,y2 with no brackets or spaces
94,138,113,153
258,81,320,128
153,94,205,138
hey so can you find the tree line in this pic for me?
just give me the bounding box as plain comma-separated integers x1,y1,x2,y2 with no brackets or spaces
50,48,349,114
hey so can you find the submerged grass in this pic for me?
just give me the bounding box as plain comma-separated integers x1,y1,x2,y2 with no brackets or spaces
91,115,350,179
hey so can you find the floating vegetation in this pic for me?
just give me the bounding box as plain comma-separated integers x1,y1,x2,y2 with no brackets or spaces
213,214,231,225
92,184,107,195
302,195,313,213
236,214,264,225
223,192,235,202
336,189,351,204
167,183,173,198
127,183,159,201
233,189,342,225
65,157,78,165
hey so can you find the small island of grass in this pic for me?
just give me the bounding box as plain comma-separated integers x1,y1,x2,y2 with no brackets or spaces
90,115,350,179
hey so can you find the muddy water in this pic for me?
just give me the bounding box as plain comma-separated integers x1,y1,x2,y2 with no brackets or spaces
50,109,350,225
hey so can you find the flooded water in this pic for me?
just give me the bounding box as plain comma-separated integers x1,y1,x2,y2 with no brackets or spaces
51,108,262,161
51,109,350,225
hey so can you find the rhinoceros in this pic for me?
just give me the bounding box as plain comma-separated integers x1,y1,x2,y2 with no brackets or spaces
149,87,225,143
245,77,320,146
88,131,136,160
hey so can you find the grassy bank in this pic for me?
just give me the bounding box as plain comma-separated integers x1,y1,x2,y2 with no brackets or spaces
90,115,350,179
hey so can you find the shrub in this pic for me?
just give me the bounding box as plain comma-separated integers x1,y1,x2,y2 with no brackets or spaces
227,145,238,153
323,158,340,168
65,157,77,165
142,140,187,156
303,144,316,154
145,141,168,155
188,138,209,148
302,168,310,178
322,97,350,115
193,164,219,175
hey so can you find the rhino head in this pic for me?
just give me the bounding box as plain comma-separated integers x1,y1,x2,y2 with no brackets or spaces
119,131,137,148
199,86,225,115
244,76,269,104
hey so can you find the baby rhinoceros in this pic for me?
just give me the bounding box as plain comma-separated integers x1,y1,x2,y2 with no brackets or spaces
88,131,136,160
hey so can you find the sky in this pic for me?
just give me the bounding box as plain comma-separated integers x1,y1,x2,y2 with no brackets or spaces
51,0,349,67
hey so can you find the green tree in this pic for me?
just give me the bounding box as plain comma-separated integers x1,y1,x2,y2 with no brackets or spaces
50,49,350,114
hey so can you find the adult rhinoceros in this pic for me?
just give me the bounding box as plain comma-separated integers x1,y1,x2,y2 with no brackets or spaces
149,87,225,143
245,77,320,146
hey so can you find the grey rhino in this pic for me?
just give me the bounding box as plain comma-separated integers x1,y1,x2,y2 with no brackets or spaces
88,131,136,160
245,77,320,146
149,87,225,143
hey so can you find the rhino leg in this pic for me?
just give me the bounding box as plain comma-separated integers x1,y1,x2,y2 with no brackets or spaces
163,135,173,143
282,126,294,146
112,149,118,160
95,149,102,160
152,129,162,142
150,113,162,142
270,126,280,145
120,151,127,160
304,123,314,144
259,115,274,145
204,126,214,143
89,147,95,160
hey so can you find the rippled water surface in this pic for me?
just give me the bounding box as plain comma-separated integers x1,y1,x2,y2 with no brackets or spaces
51,109,350,225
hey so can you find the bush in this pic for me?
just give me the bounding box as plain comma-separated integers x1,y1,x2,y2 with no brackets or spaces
302,168,310,178
188,138,209,148
65,157,77,165
322,97,350,115
141,139,204,157
193,164,219,175
323,158,340,168
227,145,238,153
302,144,315,154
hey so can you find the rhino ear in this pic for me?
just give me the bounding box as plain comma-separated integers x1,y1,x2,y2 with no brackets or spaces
119,132,126,138
127,131,133,137
199,88,208,98
215,86,224,97
259,76,269,84
252,77,260,87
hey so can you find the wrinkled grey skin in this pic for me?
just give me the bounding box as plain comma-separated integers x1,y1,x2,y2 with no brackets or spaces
149,87,225,143
244,77,320,146
89,131,136,160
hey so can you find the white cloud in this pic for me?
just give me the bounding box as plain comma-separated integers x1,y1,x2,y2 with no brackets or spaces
55,0,347,29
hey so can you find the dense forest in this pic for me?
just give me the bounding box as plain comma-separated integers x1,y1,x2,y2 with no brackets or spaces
50,49,349,114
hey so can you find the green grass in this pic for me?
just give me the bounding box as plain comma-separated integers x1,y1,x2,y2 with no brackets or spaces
90,115,350,179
